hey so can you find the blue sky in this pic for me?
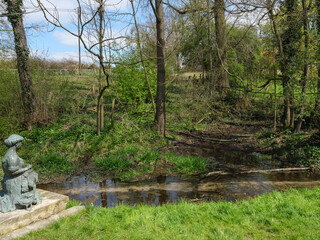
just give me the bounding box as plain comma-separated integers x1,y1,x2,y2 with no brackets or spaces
22,0,135,62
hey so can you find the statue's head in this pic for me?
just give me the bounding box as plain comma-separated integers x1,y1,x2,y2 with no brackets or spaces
4,134,24,148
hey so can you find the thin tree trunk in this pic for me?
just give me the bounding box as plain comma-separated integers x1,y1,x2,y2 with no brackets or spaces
5,0,38,129
282,76,291,128
295,0,309,132
214,0,229,93
111,98,115,130
97,0,104,136
273,37,277,131
154,0,166,137
78,7,82,75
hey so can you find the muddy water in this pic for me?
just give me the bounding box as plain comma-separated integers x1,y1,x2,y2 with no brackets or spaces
38,151,320,207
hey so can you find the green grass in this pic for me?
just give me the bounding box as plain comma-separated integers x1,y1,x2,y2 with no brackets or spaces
19,187,320,239
165,152,208,174
0,109,210,181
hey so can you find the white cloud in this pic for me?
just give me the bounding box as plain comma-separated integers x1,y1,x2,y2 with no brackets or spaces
23,0,78,25
23,0,130,26
52,31,78,47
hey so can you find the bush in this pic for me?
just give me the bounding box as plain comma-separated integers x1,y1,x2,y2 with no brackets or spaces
112,52,157,106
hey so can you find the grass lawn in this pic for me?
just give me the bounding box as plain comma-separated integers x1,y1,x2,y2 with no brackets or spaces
20,187,320,239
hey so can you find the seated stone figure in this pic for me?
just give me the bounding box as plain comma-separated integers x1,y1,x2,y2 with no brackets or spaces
0,134,41,212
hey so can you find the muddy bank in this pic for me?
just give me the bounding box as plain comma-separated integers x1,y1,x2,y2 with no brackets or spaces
170,121,269,153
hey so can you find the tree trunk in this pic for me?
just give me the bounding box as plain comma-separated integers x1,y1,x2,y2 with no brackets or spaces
154,0,166,137
5,0,38,129
97,0,104,136
282,75,292,128
295,0,309,132
214,0,229,93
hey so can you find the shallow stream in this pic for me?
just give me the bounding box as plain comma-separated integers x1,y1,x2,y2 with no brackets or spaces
39,149,320,207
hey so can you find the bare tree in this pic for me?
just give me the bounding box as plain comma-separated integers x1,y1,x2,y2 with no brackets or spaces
36,0,128,135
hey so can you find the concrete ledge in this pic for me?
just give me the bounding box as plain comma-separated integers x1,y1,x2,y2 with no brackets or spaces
2,206,85,240
0,189,69,236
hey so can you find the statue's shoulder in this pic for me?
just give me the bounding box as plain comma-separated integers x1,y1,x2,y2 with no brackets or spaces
2,151,18,164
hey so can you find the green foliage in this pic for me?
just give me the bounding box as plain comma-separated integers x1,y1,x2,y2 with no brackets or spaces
263,131,320,168
180,22,213,71
94,150,133,172
0,59,80,141
0,65,24,140
20,187,320,240
289,144,320,168
112,52,156,106
227,26,263,88
35,153,74,174
94,144,160,180
165,152,208,174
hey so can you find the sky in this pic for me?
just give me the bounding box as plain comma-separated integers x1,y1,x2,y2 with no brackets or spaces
1,0,261,63
18,0,135,63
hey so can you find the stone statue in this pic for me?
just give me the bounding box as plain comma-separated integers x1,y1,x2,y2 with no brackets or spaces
0,134,41,212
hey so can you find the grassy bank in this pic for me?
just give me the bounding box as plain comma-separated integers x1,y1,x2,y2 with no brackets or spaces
0,111,209,181
20,187,320,239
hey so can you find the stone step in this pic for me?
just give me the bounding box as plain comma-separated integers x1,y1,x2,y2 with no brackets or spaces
0,189,69,236
2,206,85,240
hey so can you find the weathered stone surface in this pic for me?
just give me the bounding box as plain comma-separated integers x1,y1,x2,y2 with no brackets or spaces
1,134,41,213
2,206,84,240
0,189,68,236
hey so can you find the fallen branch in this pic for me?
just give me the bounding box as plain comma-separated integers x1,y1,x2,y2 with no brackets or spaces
204,167,312,178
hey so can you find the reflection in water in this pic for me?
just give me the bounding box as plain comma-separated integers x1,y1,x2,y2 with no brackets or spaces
38,171,320,207
38,152,320,207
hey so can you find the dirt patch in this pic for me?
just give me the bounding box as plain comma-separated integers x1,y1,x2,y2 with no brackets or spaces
170,121,269,153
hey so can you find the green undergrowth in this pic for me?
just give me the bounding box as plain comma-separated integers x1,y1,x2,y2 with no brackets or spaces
0,110,209,181
20,187,320,239
259,129,320,169
165,152,208,174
